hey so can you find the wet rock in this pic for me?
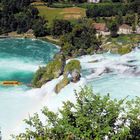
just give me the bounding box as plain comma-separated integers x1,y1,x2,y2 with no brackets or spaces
71,69,81,83
88,60,99,63
104,67,113,73
127,60,137,63
55,77,70,94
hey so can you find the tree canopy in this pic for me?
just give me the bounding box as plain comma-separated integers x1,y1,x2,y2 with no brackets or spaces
86,2,139,18
0,0,47,37
60,23,101,57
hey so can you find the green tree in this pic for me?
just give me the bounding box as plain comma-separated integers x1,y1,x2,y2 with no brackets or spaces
51,19,73,38
116,12,123,25
107,18,119,38
60,24,100,57
13,87,131,140
124,13,136,26
0,0,47,36
32,18,48,37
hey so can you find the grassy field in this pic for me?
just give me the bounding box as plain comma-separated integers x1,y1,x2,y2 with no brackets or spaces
33,2,86,24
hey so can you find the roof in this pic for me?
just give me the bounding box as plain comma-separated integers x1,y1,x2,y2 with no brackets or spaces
26,29,34,34
88,0,100,3
119,24,131,29
93,23,108,32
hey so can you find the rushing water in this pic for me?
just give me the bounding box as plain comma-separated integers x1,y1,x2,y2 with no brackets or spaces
1,38,140,139
78,47,140,99
0,38,58,139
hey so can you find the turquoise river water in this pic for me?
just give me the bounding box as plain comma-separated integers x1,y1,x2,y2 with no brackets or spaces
0,38,140,139
0,38,58,139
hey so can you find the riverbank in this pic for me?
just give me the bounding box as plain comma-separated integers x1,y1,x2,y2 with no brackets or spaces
1,32,140,55
9,41,140,139
38,36,61,46
101,34,140,54
0,35,140,139
0,32,61,47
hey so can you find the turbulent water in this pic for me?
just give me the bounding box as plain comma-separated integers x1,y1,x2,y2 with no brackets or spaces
0,38,140,139
0,38,58,139
78,47,140,99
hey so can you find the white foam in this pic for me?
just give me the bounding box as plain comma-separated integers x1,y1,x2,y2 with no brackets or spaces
3,47,140,139
0,57,42,72
2,76,86,139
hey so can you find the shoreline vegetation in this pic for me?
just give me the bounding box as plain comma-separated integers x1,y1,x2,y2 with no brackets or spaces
1,0,140,139
13,87,140,139
1,32,139,55
1,32,140,53
0,32,61,46
1,32,140,92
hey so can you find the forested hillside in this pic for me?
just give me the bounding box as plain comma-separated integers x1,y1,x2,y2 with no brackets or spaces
0,0,47,36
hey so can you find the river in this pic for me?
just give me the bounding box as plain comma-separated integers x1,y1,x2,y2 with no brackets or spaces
0,38,140,139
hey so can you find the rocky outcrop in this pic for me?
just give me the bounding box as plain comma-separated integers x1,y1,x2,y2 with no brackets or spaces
32,53,81,93
118,45,132,55
55,77,70,94
32,53,66,88
54,60,81,93
64,60,81,75
71,69,81,82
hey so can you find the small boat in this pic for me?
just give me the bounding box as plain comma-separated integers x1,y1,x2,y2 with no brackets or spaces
0,81,22,86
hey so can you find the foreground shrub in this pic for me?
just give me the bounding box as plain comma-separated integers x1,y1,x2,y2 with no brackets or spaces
12,87,140,139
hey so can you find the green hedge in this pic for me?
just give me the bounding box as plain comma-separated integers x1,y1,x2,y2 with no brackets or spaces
48,3,75,8
86,2,139,18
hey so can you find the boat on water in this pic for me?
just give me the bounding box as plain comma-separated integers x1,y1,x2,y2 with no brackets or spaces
0,81,22,86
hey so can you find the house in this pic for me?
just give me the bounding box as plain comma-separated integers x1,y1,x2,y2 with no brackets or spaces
93,23,110,35
88,0,100,3
118,24,132,34
136,26,140,34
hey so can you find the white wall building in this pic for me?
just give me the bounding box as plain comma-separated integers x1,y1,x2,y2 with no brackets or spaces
88,0,100,3
118,24,132,34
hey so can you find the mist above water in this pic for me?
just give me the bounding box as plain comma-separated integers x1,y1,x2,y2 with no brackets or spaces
0,38,58,139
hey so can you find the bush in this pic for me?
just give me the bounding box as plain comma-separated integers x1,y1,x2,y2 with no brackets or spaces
60,24,100,58
64,60,81,75
118,46,132,55
32,66,46,87
51,19,73,37
49,3,74,8
13,87,140,139
32,54,66,88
